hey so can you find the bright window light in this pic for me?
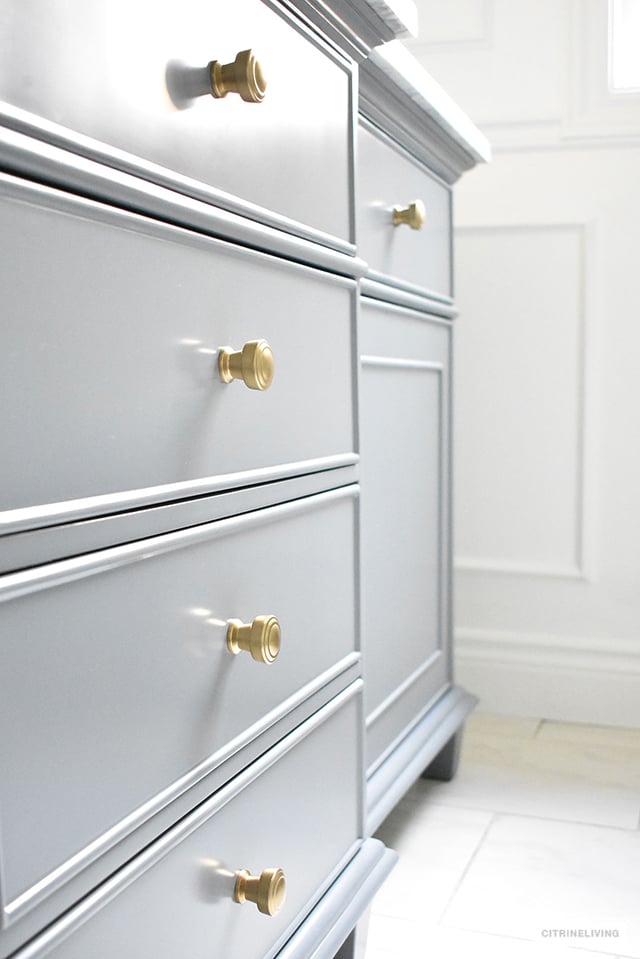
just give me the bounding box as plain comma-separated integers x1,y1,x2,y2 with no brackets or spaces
610,0,640,91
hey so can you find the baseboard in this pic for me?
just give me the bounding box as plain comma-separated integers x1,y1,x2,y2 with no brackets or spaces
455,628,640,727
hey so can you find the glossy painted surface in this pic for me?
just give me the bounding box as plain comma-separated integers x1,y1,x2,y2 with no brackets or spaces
357,122,452,296
359,299,451,770
0,488,358,922
9,688,361,959
0,0,353,242
0,178,356,524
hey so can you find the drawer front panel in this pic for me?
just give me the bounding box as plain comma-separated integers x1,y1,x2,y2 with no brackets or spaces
0,488,358,920
359,300,451,763
0,0,353,243
10,687,362,959
0,179,356,525
357,123,452,296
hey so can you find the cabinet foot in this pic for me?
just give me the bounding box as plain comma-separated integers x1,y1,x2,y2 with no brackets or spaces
333,930,356,959
421,727,463,782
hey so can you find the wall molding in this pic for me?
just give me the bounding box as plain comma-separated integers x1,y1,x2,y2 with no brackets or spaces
406,0,494,51
482,0,640,149
454,557,584,580
456,627,640,675
455,627,640,726
454,221,596,583
566,0,640,141
408,0,640,151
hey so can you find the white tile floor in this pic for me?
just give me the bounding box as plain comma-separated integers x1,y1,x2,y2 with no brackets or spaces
364,712,640,959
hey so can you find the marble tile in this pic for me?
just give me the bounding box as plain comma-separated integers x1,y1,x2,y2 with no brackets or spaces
399,715,640,829
441,815,640,957
364,913,612,958
365,716,639,959
536,720,640,751
465,711,543,742
371,802,493,920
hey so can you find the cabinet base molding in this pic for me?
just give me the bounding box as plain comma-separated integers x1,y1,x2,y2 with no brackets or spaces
366,686,477,834
275,839,397,959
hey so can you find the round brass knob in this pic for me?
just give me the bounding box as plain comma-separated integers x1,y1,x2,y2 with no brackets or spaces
208,49,267,103
392,200,426,230
234,867,286,916
226,615,281,664
218,340,274,391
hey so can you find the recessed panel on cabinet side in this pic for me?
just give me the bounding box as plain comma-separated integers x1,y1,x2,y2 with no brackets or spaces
359,299,452,770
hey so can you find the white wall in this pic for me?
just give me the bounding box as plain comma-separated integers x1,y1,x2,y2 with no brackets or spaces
405,0,640,725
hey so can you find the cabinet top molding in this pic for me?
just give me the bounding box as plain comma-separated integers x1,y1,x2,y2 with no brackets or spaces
360,41,491,183
285,0,418,59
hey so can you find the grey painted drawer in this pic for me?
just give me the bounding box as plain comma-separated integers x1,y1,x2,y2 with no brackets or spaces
10,685,362,959
0,487,358,931
0,0,353,244
359,298,451,771
357,122,452,297
0,177,356,530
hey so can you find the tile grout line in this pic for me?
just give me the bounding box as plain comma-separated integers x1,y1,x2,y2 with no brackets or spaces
431,811,499,926
418,799,640,834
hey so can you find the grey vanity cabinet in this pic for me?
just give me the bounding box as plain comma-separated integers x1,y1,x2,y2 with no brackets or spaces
357,46,489,833
0,2,400,957
0,2,487,956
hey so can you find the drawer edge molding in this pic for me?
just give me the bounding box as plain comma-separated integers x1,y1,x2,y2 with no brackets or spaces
0,454,359,538
274,837,397,959
362,269,456,313
0,126,365,279
6,681,364,957
0,485,360,601
360,276,457,319
0,101,356,259
0,467,360,575
3,657,362,927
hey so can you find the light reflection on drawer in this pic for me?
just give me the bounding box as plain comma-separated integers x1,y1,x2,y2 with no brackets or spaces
0,0,353,242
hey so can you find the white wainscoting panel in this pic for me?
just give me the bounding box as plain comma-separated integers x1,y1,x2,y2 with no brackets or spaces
454,223,588,579
409,0,492,47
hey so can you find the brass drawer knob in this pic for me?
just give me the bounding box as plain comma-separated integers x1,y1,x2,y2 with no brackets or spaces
226,615,281,664
234,867,286,916
392,200,426,230
218,339,274,391
208,49,267,103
